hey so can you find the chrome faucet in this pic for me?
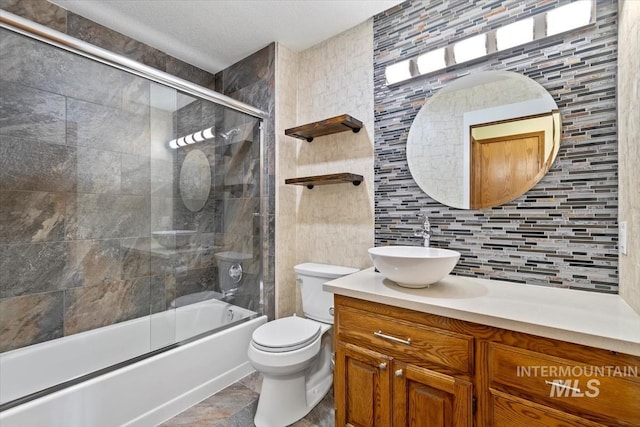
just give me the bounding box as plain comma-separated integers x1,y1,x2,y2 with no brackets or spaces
220,128,240,142
220,288,238,302
414,212,430,247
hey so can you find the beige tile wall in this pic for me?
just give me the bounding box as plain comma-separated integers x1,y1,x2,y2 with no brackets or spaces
275,44,300,317
618,0,640,314
274,20,375,317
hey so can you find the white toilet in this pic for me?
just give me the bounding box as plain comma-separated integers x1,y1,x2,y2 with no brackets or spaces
247,263,359,427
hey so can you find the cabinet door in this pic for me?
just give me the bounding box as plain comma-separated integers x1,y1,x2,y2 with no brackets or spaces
393,362,473,427
335,341,392,427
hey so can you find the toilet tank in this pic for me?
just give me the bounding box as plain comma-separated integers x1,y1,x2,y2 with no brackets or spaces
294,263,359,324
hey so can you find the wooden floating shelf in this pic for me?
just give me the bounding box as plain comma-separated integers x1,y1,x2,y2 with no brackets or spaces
285,173,364,190
284,114,363,142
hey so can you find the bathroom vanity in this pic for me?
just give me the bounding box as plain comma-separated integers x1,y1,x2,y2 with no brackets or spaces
325,269,640,427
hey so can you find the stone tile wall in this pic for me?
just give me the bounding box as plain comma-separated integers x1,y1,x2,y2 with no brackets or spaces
0,28,154,351
373,0,619,291
0,1,275,352
215,44,276,320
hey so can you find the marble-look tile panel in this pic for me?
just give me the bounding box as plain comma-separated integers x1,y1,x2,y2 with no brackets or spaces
0,136,77,192
121,237,151,279
0,82,66,145
122,153,150,195
166,56,216,90
0,29,124,109
63,277,151,335
0,242,70,298
0,191,65,243
121,77,150,115
217,44,273,97
163,246,217,272
151,158,175,198
150,274,173,314
0,0,67,33
150,197,175,232
69,239,122,288
65,193,150,240
0,291,64,352
159,382,258,427
176,98,204,137
77,147,122,194
223,139,253,189
66,12,167,72
173,194,219,234
173,267,217,300
66,97,149,155
216,42,274,320
223,197,259,237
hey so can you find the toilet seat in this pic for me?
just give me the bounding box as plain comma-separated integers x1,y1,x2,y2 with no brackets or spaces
251,316,321,353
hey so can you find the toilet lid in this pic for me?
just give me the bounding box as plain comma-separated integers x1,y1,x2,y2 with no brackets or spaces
251,316,321,353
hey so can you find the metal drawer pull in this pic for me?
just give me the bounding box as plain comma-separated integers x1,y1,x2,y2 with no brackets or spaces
379,362,387,370
545,380,582,394
395,369,404,377
374,330,412,345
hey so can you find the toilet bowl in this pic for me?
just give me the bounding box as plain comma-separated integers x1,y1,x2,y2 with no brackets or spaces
247,263,359,427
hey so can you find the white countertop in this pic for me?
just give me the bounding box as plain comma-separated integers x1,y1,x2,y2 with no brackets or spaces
324,268,640,357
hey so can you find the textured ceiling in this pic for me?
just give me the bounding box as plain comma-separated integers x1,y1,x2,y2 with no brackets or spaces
53,0,403,74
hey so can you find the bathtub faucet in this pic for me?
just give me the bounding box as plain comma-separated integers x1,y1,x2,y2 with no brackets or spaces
414,212,430,247
220,288,238,302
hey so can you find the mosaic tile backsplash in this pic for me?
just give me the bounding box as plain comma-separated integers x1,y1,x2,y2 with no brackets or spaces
373,0,619,292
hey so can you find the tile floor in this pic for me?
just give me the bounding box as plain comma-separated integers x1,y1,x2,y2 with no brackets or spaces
160,372,335,426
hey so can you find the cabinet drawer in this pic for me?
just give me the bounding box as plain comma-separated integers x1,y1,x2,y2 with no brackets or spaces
336,306,473,374
488,343,640,425
491,390,606,427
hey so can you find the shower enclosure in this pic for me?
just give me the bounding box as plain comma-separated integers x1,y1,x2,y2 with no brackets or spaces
0,12,266,412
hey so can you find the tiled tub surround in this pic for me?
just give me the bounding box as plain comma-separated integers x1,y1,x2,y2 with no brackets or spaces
0,26,263,357
215,43,276,319
1,0,278,322
374,0,619,291
0,28,153,352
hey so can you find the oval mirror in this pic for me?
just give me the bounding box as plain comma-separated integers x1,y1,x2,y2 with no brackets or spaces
179,149,211,212
407,71,561,209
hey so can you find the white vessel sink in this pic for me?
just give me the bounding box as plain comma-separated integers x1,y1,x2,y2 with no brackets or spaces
368,246,461,288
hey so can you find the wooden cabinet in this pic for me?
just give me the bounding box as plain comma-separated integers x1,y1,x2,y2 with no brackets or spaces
334,341,473,427
393,362,473,427
335,342,392,426
333,295,640,427
335,296,475,427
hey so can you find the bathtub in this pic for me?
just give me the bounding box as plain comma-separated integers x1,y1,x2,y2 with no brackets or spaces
0,298,267,427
